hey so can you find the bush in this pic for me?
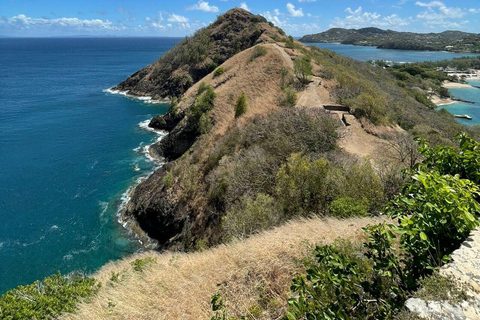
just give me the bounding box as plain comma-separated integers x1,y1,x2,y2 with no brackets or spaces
293,56,313,84
280,87,297,107
131,257,156,272
190,83,216,129
199,112,213,134
330,197,368,218
223,193,281,239
234,93,248,118
275,154,332,217
213,67,225,78
0,272,99,319
249,46,268,62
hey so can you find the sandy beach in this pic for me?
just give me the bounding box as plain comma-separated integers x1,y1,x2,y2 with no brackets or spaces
443,81,475,89
431,94,456,106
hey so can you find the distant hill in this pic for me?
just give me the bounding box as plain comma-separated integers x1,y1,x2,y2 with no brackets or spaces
300,27,480,53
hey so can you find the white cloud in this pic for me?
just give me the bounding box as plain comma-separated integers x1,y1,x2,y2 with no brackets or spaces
469,8,480,13
286,3,304,17
167,14,189,23
331,7,410,29
187,0,219,13
0,14,117,30
415,1,444,7
415,1,467,29
239,2,250,12
262,10,283,26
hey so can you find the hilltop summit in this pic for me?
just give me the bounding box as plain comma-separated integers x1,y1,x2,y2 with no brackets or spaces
113,8,285,99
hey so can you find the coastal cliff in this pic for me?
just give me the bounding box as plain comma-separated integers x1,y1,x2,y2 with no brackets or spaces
113,9,284,100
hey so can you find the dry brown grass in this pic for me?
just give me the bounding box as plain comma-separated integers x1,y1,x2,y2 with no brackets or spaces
63,217,381,320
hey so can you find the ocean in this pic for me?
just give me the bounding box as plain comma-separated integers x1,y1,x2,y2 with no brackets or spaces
0,37,180,293
1,38,479,294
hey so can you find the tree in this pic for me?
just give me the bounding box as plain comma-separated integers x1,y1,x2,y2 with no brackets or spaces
234,93,248,118
293,56,313,84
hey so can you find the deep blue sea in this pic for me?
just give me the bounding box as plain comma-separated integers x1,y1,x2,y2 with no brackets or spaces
1,39,479,294
0,37,181,293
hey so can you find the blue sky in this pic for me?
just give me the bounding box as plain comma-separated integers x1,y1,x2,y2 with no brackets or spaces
1,0,480,37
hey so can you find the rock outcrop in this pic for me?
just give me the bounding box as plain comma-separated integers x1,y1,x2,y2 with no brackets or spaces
406,228,480,319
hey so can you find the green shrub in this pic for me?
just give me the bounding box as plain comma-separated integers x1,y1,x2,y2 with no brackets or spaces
131,257,156,272
386,170,480,285
223,193,281,239
249,45,268,62
190,83,216,131
0,272,99,320
276,154,332,217
213,67,225,78
280,87,297,107
293,56,313,84
330,197,368,218
234,93,248,118
197,81,211,95
199,112,213,134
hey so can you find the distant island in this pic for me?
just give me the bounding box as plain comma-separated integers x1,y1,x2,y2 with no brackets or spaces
300,27,480,53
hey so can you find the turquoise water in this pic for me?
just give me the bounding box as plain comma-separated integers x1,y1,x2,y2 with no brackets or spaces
309,43,479,62
441,81,480,125
0,38,180,293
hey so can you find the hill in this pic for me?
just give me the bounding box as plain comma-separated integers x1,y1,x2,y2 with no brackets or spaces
118,10,473,252
113,9,285,100
2,8,480,320
300,27,480,53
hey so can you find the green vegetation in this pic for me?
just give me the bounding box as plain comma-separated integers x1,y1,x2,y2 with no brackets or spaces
280,87,297,107
285,132,480,319
190,82,216,133
0,272,98,320
307,45,474,136
234,93,248,118
248,46,268,62
300,27,480,53
293,56,313,85
213,67,225,78
131,257,157,272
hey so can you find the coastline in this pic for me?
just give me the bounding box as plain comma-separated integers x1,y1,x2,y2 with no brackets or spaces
103,88,172,105
431,76,480,106
117,119,167,249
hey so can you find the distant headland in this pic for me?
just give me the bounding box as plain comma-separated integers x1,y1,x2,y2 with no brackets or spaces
300,27,480,53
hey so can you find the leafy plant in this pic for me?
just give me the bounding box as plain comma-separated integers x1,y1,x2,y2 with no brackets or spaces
131,257,156,272
386,171,480,287
280,87,297,107
0,272,98,320
234,93,248,118
214,67,225,78
293,56,313,85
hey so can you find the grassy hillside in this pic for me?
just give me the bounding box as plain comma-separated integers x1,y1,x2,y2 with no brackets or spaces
113,9,285,99
62,217,380,320
300,27,480,53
